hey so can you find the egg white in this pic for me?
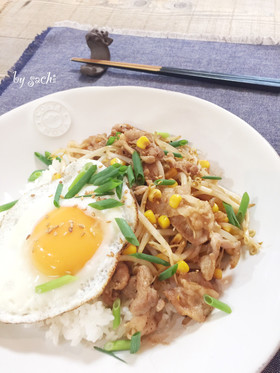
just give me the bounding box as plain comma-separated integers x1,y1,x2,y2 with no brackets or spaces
0,159,137,323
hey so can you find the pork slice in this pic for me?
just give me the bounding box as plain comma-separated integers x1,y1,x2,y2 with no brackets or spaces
199,232,222,281
80,133,107,151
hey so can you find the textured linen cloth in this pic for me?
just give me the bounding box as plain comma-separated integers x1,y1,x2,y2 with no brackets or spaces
0,27,279,372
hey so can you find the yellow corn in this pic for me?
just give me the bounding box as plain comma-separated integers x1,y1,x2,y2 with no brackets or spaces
165,168,178,179
199,160,210,169
158,215,170,229
168,179,178,188
212,203,219,213
169,194,182,208
136,136,150,149
110,157,126,166
214,268,223,279
148,188,162,202
122,244,137,255
52,173,61,181
144,209,157,224
171,233,183,244
177,260,190,274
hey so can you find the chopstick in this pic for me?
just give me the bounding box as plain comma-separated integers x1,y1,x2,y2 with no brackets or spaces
71,57,280,92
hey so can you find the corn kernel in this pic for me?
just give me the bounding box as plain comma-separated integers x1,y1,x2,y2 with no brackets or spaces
122,244,137,255
171,233,183,244
177,260,190,274
214,268,223,279
136,136,150,149
110,157,126,166
199,160,210,169
212,203,219,213
165,168,178,179
144,209,157,224
148,188,162,202
169,194,182,208
168,179,178,188
52,173,61,181
158,215,170,229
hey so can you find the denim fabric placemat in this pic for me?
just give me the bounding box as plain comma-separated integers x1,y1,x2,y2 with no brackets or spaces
0,27,279,372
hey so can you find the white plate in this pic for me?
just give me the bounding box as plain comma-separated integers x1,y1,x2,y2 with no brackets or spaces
0,86,279,373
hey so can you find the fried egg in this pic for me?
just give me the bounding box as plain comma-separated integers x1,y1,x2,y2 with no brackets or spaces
0,159,137,323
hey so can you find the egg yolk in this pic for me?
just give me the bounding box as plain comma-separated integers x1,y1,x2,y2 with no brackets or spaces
29,206,104,276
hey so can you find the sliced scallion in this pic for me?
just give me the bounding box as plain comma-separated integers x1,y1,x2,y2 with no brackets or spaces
116,181,123,200
203,294,232,314
163,150,183,158
112,298,121,329
0,200,18,213
154,179,176,186
132,151,145,185
89,199,124,210
236,192,250,224
64,164,97,199
223,202,241,229
156,131,170,138
104,340,131,352
93,346,127,364
53,182,63,208
130,253,170,266
34,151,52,166
90,166,120,185
115,218,139,246
130,332,141,354
94,179,122,195
127,165,135,188
35,275,77,294
28,169,44,182
169,139,188,147
158,263,178,281
202,176,222,180
68,163,96,191
74,191,115,198
106,136,116,145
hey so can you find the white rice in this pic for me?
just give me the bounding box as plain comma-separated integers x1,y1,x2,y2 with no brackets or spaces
42,299,132,347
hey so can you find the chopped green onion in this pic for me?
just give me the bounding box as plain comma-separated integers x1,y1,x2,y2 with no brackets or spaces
132,151,145,185
53,182,63,208
169,139,188,147
156,131,170,138
34,151,52,166
130,332,141,354
94,179,122,195
130,253,170,266
35,275,77,294
75,192,115,198
115,218,139,246
127,165,135,188
106,136,116,145
89,199,124,210
202,175,222,180
64,165,97,199
158,263,178,281
154,179,176,186
45,151,61,162
163,150,183,158
223,202,241,229
90,166,120,185
104,340,131,352
28,169,44,182
93,346,127,364
236,192,250,224
112,298,121,329
0,200,18,213
203,294,232,314
68,163,96,191
116,181,123,199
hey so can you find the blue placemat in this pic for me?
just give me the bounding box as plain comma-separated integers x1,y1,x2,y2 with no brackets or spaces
0,27,279,372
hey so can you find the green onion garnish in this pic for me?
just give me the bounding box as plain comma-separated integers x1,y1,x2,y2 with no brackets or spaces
0,200,18,213
74,192,115,198
169,139,188,147
106,136,116,145
89,199,124,210
115,218,139,246
203,294,232,314
28,169,44,182
45,151,61,162
35,275,77,294
104,340,131,352
53,182,63,208
94,179,122,195
130,253,170,266
116,181,123,199
112,298,121,329
202,176,222,180
34,151,52,166
90,166,121,185
163,150,183,158
156,132,170,138
64,164,97,199
93,346,127,364
130,332,141,354
132,151,145,185
154,179,176,186
127,165,135,188
236,192,250,224
158,263,178,281
68,163,96,191
223,202,241,229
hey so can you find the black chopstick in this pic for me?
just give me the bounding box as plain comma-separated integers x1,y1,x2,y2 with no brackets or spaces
71,57,280,92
